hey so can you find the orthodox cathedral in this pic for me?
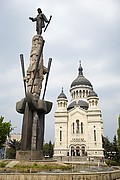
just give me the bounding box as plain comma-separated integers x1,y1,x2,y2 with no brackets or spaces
54,62,104,159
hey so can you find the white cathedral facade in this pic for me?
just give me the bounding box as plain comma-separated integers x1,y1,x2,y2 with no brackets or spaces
54,62,104,159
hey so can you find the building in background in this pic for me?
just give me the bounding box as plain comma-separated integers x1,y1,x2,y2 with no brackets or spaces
10,133,21,141
54,62,104,160
0,133,21,159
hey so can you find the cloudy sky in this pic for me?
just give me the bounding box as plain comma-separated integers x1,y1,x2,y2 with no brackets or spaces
0,0,120,142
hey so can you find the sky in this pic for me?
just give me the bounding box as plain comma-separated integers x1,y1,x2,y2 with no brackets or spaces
0,0,120,143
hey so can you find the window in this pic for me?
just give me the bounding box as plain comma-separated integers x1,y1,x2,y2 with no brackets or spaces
95,101,98,106
80,90,81,97
76,120,79,133
76,90,78,97
60,130,62,141
94,130,96,141
83,90,85,97
81,122,83,134
86,90,88,97
74,91,75,99
73,123,75,134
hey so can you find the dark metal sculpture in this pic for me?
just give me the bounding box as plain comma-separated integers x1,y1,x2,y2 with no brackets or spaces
29,8,52,35
16,10,52,160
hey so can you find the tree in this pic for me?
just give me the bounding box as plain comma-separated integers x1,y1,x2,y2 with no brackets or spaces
48,140,54,158
112,135,118,152
102,136,113,158
43,141,54,158
117,114,120,152
8,139,21,150
43,143,49,157
111,135,119,161
6,139,21,159
0,116,11,149
6,147,16,159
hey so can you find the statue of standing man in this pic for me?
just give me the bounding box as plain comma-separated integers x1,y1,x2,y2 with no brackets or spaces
29,8,49,35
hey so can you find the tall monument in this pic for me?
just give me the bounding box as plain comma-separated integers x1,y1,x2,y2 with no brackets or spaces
16,8,52,160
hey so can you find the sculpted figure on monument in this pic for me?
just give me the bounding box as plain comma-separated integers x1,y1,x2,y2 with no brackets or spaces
29,8,48,35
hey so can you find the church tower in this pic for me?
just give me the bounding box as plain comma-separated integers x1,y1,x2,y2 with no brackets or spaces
54,88,68,157
54,62,104,160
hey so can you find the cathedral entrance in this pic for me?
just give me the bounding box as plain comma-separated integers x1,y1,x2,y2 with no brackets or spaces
71,146,75,156
70,145,86,156
81,146,85,156
70,146,80,156
76,146,80,156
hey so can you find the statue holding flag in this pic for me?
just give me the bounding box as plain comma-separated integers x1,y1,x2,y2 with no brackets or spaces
16,9,52,160
29,8,52,35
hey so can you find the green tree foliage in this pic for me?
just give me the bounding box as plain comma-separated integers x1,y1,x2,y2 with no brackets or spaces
112,135,118,152
103,134,120,162
48,141,54,158
102,136,112,157
8,139,21,150
112,135,119,162
117,114,120,152
6,139,21,159
6,148,16,159
0,116,11,149
43,141,54,158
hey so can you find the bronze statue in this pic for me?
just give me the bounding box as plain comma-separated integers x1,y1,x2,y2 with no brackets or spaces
16,9,52,160
29,8,51,35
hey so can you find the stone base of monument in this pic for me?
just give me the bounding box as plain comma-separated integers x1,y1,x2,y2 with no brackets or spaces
16,150,43,160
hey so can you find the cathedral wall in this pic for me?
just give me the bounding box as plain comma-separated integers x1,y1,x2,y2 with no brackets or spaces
67,108,89,156
87,110,104,157
54,112,68,157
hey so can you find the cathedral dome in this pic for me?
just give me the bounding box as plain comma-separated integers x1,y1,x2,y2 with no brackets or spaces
71,62,92,88
67,100,88,111
88,90,98,97
57,88,67,99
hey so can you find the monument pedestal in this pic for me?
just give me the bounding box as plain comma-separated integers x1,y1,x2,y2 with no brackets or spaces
16,150,43,160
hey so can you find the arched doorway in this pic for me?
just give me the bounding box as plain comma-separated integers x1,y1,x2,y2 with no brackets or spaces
71,146,75,156
76,146,80,156
81,146,85,156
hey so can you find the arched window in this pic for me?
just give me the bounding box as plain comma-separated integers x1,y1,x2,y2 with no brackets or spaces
95,101,98,106
76,120,79,133
74,91,75,99
80,90,81,97
76,90,78,98
81,122,83,134
86,90,88,97
83,90,85,97
89,101,91,106
71,93,73,98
